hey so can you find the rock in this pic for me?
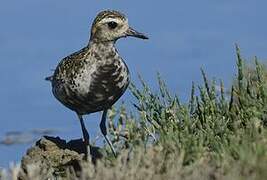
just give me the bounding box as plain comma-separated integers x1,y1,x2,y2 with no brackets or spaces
19,136,103,180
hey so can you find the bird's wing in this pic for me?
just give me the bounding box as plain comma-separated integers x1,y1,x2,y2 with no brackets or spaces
46,46,92,83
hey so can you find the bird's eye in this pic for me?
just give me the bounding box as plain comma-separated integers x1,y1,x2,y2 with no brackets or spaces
107,21,118,29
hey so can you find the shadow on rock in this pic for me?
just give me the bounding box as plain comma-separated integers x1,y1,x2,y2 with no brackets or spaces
43,136,103,160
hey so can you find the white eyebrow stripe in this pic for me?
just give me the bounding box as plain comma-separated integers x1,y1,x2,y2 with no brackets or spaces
99,17,121,24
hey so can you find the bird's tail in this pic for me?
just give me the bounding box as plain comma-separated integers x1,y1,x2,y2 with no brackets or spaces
45,75,53,82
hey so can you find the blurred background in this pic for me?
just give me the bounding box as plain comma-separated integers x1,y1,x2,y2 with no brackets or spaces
0,0,266,167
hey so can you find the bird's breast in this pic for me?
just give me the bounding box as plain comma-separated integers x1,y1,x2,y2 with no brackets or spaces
66,57,130,112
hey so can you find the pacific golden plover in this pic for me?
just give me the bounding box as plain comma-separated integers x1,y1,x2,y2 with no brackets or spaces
46,10,148,158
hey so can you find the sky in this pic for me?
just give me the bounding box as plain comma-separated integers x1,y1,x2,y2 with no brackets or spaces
0,0,267,167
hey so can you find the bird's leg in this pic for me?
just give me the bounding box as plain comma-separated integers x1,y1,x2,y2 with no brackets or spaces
78,114,91,161
100,109,117,157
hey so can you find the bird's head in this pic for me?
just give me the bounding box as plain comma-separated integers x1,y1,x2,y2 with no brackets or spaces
90,10,148,43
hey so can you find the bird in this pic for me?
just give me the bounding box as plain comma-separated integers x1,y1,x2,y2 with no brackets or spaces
46,10,148,159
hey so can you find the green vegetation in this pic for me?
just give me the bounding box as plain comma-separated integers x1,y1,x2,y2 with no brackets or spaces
103,46,267,180
1,46,267,180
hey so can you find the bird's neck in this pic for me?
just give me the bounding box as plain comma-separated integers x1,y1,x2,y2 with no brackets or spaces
87,40,119,63
88,40,115,50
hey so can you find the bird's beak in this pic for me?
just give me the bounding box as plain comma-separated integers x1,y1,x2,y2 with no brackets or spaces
125,27,149,40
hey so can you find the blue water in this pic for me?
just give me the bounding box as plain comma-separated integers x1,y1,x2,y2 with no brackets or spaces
0,0,267,167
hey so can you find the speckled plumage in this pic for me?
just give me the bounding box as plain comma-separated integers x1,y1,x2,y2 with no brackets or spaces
52,42,129,115
46,10,148,158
